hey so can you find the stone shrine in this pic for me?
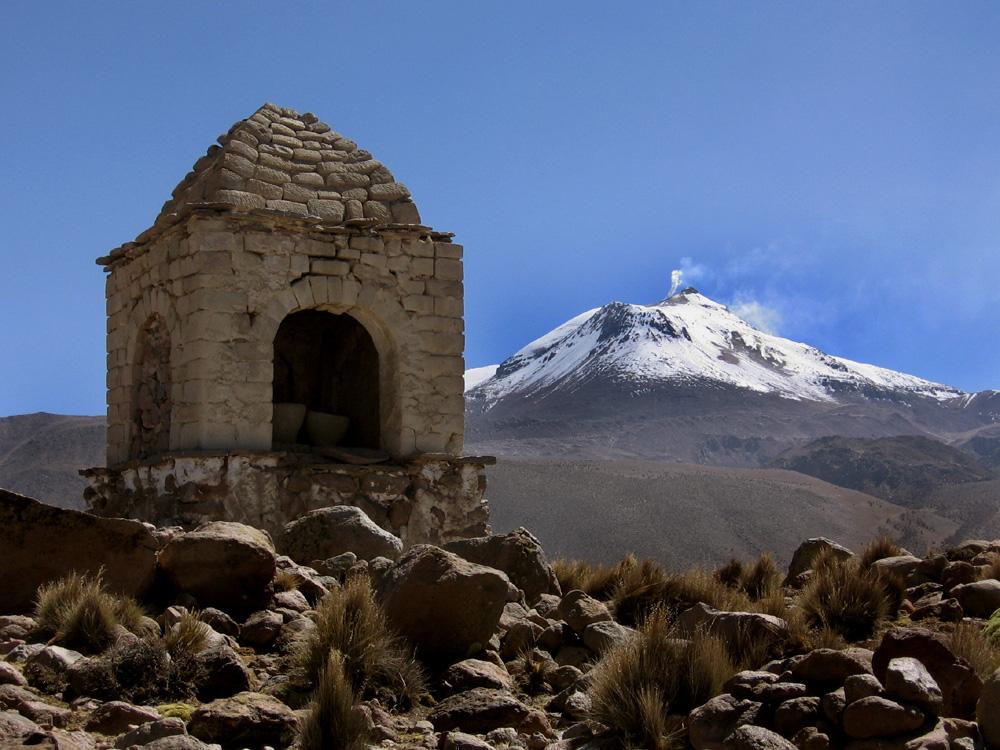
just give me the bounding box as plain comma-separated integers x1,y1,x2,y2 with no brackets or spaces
83,103,491,545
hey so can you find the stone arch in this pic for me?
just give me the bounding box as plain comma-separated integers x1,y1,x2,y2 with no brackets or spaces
129,314,172,459
268,309,402,454
258,277,407,456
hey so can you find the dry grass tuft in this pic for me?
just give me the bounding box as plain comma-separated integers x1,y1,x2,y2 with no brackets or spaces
799,555,891,641
34,571,147,654
297,574,424,708
742,554,780,601
859,536,904,569
714,559,744,589
979,554,1000,583
274,570,302,592
552,556,636,600
512,649,552,695
163,612,211,659
952,621,1000,678
588,608,737,749
299,650,368,750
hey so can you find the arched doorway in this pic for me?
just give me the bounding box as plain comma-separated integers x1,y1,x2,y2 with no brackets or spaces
130,315,171,459
272,310,381,449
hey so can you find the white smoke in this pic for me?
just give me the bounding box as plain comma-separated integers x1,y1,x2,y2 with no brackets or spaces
668,269,683,297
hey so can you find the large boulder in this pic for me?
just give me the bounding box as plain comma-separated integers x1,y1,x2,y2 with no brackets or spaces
158,522,275,614
557,590,613,634
791,648,873,687
677,603,788,654
885,657,943,714
951,580,1000,618
0,489,158,613
280,505,402,563
188,691,297,750
841,696,925,739
784,537,854,584
688,693,762,750
978,668,1000,748
379,545,519,665
443,528,561,604
873,626,982,719
427,688,532,733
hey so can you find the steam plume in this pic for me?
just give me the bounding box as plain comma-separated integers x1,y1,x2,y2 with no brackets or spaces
668,269,683,297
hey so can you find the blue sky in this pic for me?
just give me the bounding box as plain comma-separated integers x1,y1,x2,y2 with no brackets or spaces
2,2,999,416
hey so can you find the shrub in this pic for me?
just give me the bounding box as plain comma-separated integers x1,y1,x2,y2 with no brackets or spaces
799,557,891,641
512,649,553,695
552,557,634,600
610,558,669,626
34,571,147,654
163,612,211,659
299,650,368,750
953,620,1000,678
714,559,744,589
296,574,424,708
859,536,904,569
589,608,737,749
742,554,780,601
274,570,302,592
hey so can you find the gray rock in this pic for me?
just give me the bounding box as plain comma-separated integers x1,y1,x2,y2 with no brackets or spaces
676,602,788,653
886,656,943,714
188,691,297,749
239,610,282,650
977,668,1000,748
0,663,26,687
791,647,873,685
581,620,634,655
726,725,797,750
687,693,762,750
281,505,402,563
158,522,276,614
443,528,561,604
85,700,161,734
0,710,41,739
114,717,187,748
842,696,925,739
443,659,513,692
785,537,854,584
844,673,884,703
442,731,495,750
428,688,532,733
952,580,1000,618
557,590,612,633
380,545,519,665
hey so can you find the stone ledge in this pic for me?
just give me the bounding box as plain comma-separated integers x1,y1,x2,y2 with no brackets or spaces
82,450,491,547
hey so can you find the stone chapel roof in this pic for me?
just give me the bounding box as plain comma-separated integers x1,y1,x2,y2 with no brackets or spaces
153,102,421,232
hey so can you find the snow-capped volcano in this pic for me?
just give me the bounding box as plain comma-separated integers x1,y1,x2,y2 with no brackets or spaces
466,289,997,464
470,288,961,404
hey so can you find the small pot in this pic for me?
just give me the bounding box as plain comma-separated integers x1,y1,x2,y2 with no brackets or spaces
306,411,350,447
272,402,307,444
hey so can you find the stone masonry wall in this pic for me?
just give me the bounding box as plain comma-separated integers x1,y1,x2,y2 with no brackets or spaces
103,209,465,465
83,453,491,547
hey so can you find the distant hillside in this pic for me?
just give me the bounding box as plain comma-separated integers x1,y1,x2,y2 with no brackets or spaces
768,435,995,505
485,457,954,567
0,413,104,509
954,424,1000,470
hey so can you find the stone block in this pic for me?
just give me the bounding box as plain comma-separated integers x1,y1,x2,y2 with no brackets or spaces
266,199,308,216
245,178,283,200
282,183,316,203
436,242,463,259
253,165,290,186
307,199,345,222
411,258,435,277
436,258,463,281
311,259,350,276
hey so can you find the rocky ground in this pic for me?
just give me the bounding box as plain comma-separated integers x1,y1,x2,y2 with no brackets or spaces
4,488,1000,749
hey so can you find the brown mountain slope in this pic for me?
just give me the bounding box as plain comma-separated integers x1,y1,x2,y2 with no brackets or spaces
768,435,995,504
484,458,954,568
0,413,104,509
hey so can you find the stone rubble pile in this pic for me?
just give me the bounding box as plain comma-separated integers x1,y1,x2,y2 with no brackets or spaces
8,489,1000,749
